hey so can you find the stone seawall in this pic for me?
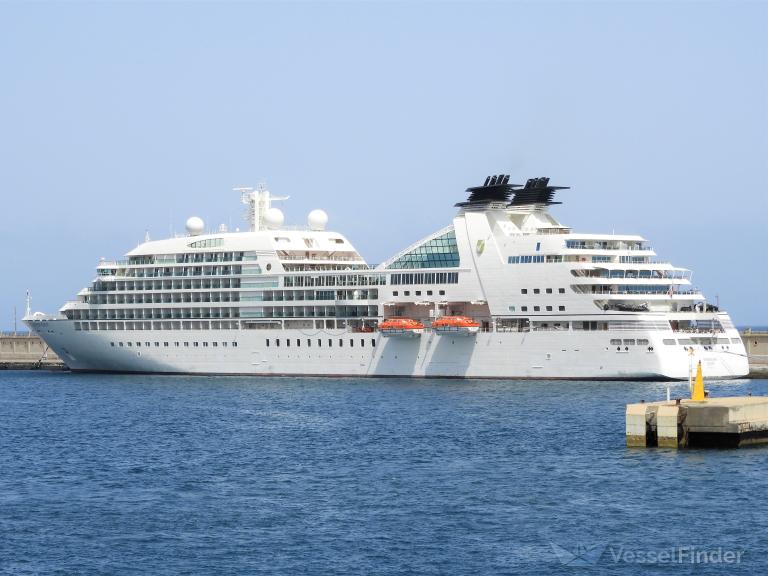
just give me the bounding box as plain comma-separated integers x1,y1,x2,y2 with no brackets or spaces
0,333,65,370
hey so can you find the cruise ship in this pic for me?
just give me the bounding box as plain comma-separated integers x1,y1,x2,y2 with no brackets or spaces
25,176,749,379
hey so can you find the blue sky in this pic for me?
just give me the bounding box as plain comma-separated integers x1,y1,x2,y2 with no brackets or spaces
1,0,766,328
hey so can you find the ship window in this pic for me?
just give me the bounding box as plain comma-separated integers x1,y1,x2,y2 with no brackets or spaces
546,288,552,294
164,342,169,347
404,291,410,296
213,342,218,347
276,339,280,347
637,339,649,345
415,291,421,296
329,339,333,347
194,342,199,347
307,339,311,347
386,229,459,269
349,339,354,347
318,339,322,347
508,306,516,312
110,342,115,347
521,306,528,312
610,339,622,345
623,339,636,346
136,342,141,347
521,289,528,294
184,342,189,347
296,339,300,347
536,242,541,251
439,290,445,296
339,339,343,347
119,342,124,347
223,342,227,347
175,342,179,347
559,288,565,293
372,338,376,347
155,342,160,347
361,339,365,347
393,291,399,296
427,290,433,296
534,306,540,312
558,306,565,311
203,342,208,347
533,289,540,294
127,342,132,347
286,339,290,347
546,306,553,311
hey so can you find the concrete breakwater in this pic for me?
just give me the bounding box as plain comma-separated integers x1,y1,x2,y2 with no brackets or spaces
1,330,767,374
0,332,65,370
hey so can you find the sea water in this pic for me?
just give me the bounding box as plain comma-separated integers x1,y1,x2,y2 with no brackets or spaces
1,371,767,575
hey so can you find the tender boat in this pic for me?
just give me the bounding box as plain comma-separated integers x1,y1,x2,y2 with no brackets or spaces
379,318,425,338
432,315,480,336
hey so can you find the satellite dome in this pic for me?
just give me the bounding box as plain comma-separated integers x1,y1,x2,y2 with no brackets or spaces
308,209,328,231
264,208,284,229
186,216,205,236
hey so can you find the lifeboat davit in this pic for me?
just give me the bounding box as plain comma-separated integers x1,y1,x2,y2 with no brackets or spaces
379,318,425,338
431,315,480,336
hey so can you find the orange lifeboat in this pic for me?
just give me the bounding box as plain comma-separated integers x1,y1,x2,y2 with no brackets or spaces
379,318,425,338
431,315,480,336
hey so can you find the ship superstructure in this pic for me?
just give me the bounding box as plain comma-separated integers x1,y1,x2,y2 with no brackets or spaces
25,176,749,379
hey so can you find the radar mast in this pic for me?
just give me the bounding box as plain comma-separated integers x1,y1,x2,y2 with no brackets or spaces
235,184,289,232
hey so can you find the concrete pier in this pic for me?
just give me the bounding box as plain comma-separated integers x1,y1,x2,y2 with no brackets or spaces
0,333,65,370
627,397,768,448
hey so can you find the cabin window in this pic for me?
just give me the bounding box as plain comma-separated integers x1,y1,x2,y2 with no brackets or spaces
521,289,527,294
558,306,565,311
372,339,376,347
534,306,540,312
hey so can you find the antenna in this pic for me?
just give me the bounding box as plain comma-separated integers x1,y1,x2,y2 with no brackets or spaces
25,290,31,318
235,183,289,231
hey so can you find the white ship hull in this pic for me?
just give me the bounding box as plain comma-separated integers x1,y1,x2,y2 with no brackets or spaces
28,319,749,380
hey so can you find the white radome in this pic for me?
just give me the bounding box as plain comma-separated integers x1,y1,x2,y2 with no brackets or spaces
308,209,329,231
264,208,285,229
186,216,205,236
